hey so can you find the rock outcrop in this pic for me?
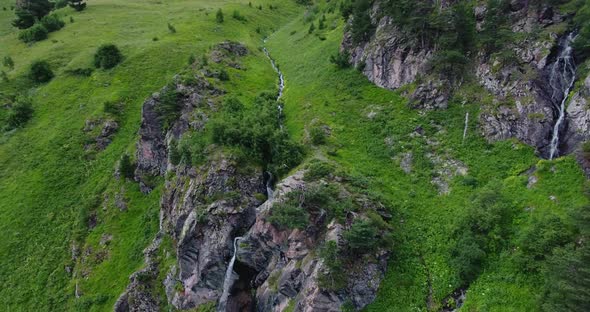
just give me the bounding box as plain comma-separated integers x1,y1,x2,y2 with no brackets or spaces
341,0,590,158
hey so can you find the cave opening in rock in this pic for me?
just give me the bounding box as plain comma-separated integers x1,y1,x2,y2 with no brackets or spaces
225,260,258,312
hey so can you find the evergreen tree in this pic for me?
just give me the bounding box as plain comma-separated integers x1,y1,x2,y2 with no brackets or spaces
68,0,86,12
216,8,224,23
119,154,135,179
12,0,53,29
308,22,315,34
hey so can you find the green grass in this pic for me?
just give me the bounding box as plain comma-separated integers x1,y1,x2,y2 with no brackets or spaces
0,1,300,311
264,1,589,311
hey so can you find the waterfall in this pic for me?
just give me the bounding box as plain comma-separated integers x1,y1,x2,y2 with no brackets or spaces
462,112,469,142
548,32,577,160
265,171,274,201
262,46,285,102
217,237,242,312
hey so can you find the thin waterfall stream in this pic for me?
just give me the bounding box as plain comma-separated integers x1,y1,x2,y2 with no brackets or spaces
217,237,242,312
217,39,284,311
548,32,577,160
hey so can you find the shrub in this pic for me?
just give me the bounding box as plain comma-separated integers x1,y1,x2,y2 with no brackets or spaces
318,241,347,290
305,160,334,181
344,220,379,252
187,54,195,65
216,9,224,23
18,24,48,43
68,0,86,12
103,100,123,117
119,154,135,179
40,14,65,32
308,22,315,34
329,51,350,68
232,10,246,21
218,68,230,81
267,201,309,230
309,125,327,145
54,0,69,9
94,44,123,69
29,60,54,83
167,22,176,33
5,97,33,130
155,85,181,131
168,139,181,166
210,92,303,176
65,67,93,76
3,56,14,70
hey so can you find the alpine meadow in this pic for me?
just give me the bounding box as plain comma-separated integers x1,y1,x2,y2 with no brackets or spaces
1,0,589,312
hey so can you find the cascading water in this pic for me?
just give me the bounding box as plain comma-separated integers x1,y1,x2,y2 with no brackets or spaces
548,32,577,160
217,237,242,312
217,40,285,311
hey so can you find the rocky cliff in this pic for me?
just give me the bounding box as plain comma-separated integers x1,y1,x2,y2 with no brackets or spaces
341,0,590,160
114,42,391,312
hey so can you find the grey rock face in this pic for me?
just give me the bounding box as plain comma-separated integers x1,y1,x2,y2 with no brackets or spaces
233,171,390,312
341,16,433,90
162,158,264,310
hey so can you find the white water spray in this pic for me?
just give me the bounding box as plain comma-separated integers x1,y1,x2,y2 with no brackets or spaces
218,237,242,312
548,33,577,160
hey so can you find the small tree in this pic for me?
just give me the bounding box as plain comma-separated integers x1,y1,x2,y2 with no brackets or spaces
29,60,53,83
68,0,86,12
119,154,135,179
308,22,315,34
94,44,123,69
216,9,224,23
329,51,350,69
0,71,8,82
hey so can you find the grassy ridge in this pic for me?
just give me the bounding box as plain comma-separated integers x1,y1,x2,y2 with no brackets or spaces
265,2,588,311
0,1,300,311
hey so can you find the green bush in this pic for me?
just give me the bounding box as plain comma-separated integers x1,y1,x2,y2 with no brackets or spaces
4,97,34,130
103,100,124,117
210,92,303,175
450,181,513,284
29,60,54,83
3,56,14,70
344,219,379,252
305,160,334,181
154,85,181,131
94,44,123,69
68,0,86,12
54,0,68,9
119,154,135,179
318,241,347,290
309,125,327,145
267,201,309,230
18,24,48,43
329,51,350,68
232,10,246,21
216,9,224,23
167,22,176,33
40,14,65,32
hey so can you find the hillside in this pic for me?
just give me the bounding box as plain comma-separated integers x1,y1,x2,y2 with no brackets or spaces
0,0,589,312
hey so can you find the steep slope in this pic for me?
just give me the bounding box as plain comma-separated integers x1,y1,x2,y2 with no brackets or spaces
0,1,301,311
